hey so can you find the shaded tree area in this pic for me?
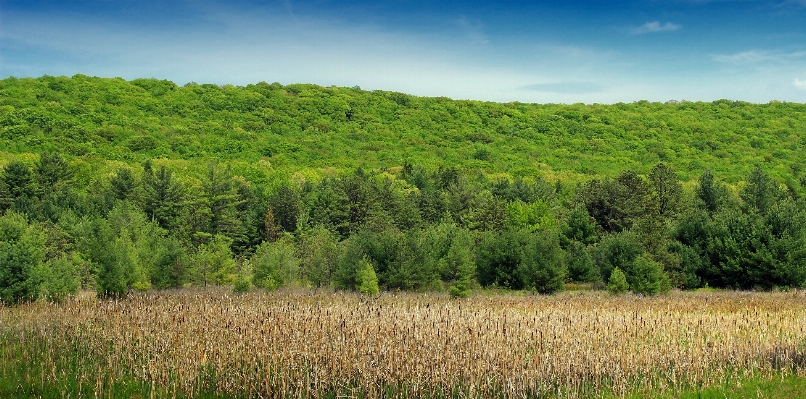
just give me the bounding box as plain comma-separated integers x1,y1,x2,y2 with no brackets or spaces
2,152,805,304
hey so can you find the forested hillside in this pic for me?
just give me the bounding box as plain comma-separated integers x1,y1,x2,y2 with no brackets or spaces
1,75,805,303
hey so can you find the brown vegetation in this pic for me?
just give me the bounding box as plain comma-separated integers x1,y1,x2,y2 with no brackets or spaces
2,289,806,398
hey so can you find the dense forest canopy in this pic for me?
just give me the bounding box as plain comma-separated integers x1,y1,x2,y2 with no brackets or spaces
0,75,805,303
2,75,805,185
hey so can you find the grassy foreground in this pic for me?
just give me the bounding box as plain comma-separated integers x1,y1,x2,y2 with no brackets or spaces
2,289,806,398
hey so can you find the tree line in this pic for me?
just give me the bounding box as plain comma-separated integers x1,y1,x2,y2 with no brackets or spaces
2,152,804,304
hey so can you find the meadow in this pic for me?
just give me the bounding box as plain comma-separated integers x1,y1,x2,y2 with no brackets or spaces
2,288,805,398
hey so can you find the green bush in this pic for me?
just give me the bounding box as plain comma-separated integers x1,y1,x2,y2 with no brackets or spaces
355,257,379,296
631,254,671,296
607,267,629,295
251,238,298,291
40,253,81,303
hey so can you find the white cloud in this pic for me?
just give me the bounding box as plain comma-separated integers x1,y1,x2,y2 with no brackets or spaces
795,78,806,90
631,21,681,35
712,50,806,64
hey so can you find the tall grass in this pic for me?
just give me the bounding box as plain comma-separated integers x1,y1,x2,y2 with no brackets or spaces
2,289,805,398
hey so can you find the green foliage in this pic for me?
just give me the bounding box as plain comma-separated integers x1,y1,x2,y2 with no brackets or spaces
518,229,566,294
0,160,35,214
110,167,137,202
35,151,73,191
232,270,252,294
595,231,644,284
333,236,362,290
299,225,340,287
141,161,185,230
194,234,238,286
578,171,651,233
2,76,806,297
191,162,244,241
476,229,529,289
562,205,598,246
40,252,82,303
0,211,44,304
648,163,682,218
150,236,187,289
251,237,298,290
96,228,135,298
695,170,728,214
566,240,598,282
506,200,554,232
436,226,475,282
630,254,671,296
740,166,781,215
607,267,629,295
2,76,805,188
355,257,379,296
269,184,301,233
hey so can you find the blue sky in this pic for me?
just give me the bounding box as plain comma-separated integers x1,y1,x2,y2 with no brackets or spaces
1,0,805,103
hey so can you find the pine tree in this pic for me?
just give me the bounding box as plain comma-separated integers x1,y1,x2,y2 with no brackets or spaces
0,211,45,304
355,257,379,296
1,161,36,214
607,267,629,295
141,161,185,230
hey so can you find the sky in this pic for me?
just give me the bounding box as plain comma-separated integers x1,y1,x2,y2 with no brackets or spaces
1,0,806,104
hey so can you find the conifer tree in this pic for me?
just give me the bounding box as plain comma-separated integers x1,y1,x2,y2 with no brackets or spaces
355,257,379,296
607,267,629,295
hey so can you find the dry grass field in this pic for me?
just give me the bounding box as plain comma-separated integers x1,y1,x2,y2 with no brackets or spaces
2,288,806,398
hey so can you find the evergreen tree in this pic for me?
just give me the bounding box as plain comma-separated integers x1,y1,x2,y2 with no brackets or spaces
355,257,379,295
194,162,244,241
269,184,301,233
110,167,137,202
518,229,566,294
1,160,36,214
151,236,187,289
307,178,351,238
630,254,670,296
334,236,366,290
740,166,780,215
40,252,82,303
595,231,644,284
607,267,629,295
566,240,598,282
562,205,598,246
476,229,528,289
0,211,45,304
141,161,185,230
96,227,138,299
447,231,476,298
694,170,728,214
35,152,73,191
648,163,682,218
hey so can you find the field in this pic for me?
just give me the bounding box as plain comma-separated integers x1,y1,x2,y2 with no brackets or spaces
2,289,806,398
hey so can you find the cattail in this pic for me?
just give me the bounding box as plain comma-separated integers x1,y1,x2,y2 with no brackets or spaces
2,288,806,398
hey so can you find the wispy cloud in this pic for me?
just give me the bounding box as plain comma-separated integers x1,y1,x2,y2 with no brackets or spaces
455,16,488,45
795,78,806,90
631,21,681,35
711,50,806,64
522,82,604,95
